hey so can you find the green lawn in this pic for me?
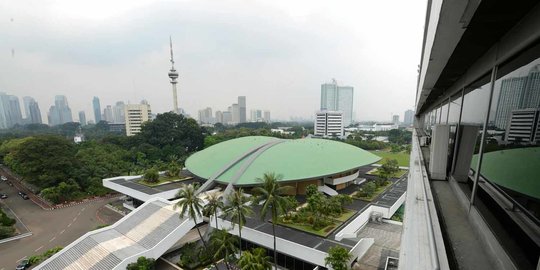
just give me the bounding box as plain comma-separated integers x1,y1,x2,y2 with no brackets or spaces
353,181,392,202
369,150,410,167
137,175,192,187
367,168,408,178
276,209,356,237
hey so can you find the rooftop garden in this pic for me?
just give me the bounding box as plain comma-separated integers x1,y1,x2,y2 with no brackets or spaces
138,165,192,187
277,186,355,237
353,158,400,201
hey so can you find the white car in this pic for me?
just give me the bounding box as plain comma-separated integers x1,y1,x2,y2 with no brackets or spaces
0,176,6,181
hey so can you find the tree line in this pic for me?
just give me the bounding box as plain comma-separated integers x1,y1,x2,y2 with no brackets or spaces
0,112,204,203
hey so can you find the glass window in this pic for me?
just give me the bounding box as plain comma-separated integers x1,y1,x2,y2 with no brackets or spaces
448,92,462,124
460,76,492,173
440,102,449,124
480,58,540,221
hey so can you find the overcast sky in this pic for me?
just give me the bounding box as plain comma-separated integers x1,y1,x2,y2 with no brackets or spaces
1,0,426,123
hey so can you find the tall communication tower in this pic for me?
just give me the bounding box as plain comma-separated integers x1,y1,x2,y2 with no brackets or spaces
168,36,179,114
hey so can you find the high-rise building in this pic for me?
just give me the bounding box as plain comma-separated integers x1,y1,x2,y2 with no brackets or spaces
238,96,246,123
103,105,114,123
22,96,33,120
48,95,73,126
93,97,102,123
198,107,213,124
231,104,240,124
392,114,400,125
215,111,223,124
0,93,24,128
222,111,232,124
113,101,125,124
314,111,344,137
263,110,271,123
8,96,23,126
320,79,354,126
125,101,152,136
494,65,540,129
78,111,87,126
250,109,263,122
404,109,414,126
27,99,42,124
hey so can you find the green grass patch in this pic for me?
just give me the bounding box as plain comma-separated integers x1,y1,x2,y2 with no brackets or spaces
137,175,192,187
332,209,356,222
353,181,392,202
276,209,356,237
276,220,336,237
367,168,407,178
369,150,410,167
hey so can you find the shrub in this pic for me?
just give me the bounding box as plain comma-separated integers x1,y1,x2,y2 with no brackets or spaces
127,256,155,270
143,168,159,183
0,210,16,226
166,163,180,178
0,225,15,239
357,182,376,198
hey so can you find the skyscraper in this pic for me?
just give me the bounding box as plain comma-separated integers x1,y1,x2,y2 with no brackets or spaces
250,109,263,122
78,111,87,126
238,96,246,123
27,98,42,124
198,107,213,124
47,95,73,126
168,37,180,114
392,114,400,125
22,96,33,120
93,97,102,123
0,93,24,128
215,111,223,124
494,65,540,129
231,104,240,124
404,109,414,125
103,105,114,123
113,101,125,124
264,110,271,123
8,96,23,126
125,101,152,136
320,79,354,126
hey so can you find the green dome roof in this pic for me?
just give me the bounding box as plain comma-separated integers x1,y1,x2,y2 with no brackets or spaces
185,136,381,186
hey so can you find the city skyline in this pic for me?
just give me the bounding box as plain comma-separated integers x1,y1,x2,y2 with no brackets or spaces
1,1,424,123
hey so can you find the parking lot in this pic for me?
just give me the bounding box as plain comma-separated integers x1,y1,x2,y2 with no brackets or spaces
0,175,123,269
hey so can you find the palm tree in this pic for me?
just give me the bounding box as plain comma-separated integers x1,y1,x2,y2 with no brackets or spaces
325,245,351,270
225,188,253,256
237,248,271,270
252,172,293,269
174,184,218,269
210,229,238,270
204,192,225,228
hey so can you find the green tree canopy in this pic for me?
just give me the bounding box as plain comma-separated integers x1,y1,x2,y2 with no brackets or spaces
5,135,78,188
325,245,351,270
137,112,205,156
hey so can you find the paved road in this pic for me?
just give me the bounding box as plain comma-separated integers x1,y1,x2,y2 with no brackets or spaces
0,180,123,270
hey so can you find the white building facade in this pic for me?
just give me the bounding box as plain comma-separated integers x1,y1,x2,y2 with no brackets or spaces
314,111,344,137
125,102,152,136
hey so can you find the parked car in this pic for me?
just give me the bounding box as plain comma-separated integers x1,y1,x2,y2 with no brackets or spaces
18,191,29,200
1,175,7,181
16,259,29,270
0,193,7,199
